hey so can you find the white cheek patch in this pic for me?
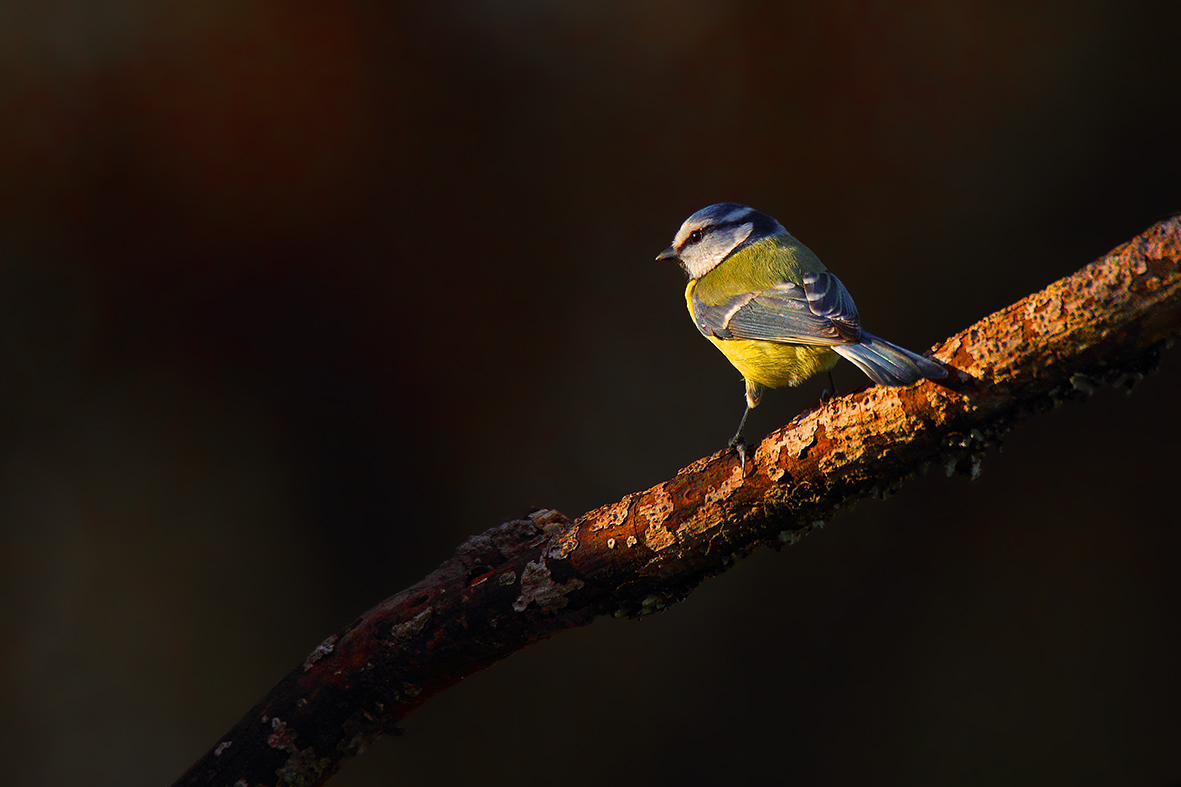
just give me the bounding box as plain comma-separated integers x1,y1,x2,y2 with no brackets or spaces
703,221,754,259
681,221,754,279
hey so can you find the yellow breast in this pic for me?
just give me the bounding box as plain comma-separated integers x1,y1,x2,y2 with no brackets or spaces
686,280,838,390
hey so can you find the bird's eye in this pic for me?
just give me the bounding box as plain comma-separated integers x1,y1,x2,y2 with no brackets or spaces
688,229,704,244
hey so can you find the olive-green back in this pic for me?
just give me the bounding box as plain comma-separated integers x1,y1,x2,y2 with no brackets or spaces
692,235,828,306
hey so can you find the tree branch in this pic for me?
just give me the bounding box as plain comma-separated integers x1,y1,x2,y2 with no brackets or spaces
174,217,1181,787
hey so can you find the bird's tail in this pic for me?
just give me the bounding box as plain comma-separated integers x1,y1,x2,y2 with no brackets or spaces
833,332,947,387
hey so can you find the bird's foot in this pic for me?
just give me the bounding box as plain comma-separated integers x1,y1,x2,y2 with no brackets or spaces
728,434,749,470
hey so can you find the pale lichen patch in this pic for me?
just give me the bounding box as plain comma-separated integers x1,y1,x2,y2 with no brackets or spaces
214,741,232,757
487,517,544,555
781,417,819,462
636,484,673,528
529,508,566,529
639,594,667,615
267,717,295,751
302,634,338,672
546,522,580,559
703,463,743,506
644,522,676,551
512,557,585,612
1070,373,1096,396
276,746,333,786
586,498,631,532
758,435,785,481
390,607,433,641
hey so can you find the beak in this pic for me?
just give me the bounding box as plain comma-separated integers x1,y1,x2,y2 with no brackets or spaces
655,246,678,262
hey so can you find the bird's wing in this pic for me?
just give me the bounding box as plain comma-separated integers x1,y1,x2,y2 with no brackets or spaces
693,271,862,346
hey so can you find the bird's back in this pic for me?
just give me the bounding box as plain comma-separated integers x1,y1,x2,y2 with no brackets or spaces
692,235,828,305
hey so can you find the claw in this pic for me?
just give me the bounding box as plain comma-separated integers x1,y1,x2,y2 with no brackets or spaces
729,435,748,470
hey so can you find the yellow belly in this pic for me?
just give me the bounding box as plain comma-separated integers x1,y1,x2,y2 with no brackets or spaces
707,335,838,389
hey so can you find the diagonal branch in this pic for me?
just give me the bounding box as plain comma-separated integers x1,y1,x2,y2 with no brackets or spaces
174,217,1181,787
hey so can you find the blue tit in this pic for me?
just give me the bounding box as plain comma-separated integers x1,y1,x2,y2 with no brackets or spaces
656,203,946,465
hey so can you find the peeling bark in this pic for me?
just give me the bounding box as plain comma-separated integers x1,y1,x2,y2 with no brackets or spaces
174,217,1181,787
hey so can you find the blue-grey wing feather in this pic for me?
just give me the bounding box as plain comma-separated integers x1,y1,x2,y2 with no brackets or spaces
693,272,862,345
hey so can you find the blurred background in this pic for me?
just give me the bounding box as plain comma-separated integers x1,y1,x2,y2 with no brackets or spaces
2,1,1180,785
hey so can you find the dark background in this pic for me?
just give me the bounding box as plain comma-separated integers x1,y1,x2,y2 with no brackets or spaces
2,2,1180,785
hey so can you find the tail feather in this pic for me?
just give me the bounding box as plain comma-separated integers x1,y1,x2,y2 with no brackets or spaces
833,332,947,387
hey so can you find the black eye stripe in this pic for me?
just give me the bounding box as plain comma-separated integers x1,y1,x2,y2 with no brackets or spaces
677,213,776,254
683,220,740,248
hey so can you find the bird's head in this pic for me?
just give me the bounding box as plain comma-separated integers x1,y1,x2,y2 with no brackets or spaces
655,203,789,279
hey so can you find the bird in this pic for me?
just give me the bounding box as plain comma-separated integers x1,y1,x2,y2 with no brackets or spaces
656,202,946,467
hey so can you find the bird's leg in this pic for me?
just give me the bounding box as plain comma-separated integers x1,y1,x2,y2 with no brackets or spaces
730,380,763,470
729,404,751,444
821,370,839,402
